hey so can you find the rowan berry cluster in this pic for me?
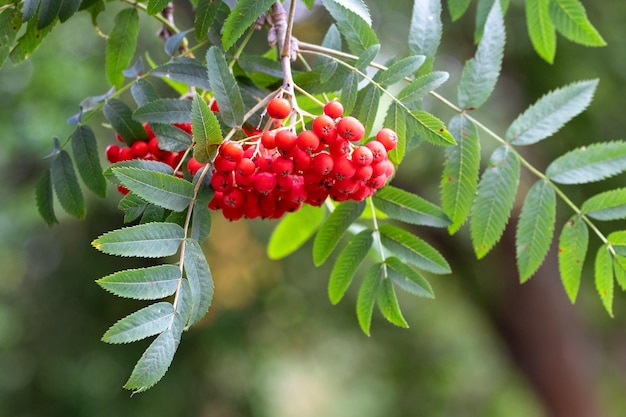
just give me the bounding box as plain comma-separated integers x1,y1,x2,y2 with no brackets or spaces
187,98,398,221
105,123,188,195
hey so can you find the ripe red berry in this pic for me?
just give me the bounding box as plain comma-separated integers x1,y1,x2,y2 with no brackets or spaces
272,157,294,177
365,140,388,163
223,188,245,208
236,158,256,176
296,130,320,154
293,149,312,173
106,144,120,163
254,172,277,194
311,152,334,176
210,100,220,112
376,128,398,151
261,130,276,149
187,157,206,176
275,130,297,154
332,157,356,180
312,115,337,144
336,116,365,142
323,100,344,119
329,140,350,157
148,137,162,159
220,141,244,162
351,146,374,166
267,97,292,120
131,140,149,158
211,172,234,192
214,155,237,173
118,146,134,161
117,185,130,195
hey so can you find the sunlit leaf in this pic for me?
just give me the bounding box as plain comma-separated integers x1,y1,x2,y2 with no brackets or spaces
191,92,223,163
354,84,380,138
102,302,175,344
96,265,181,300
525,0,556,63
558,215,588,303
313,200,366,266
384,102,407,165
447,0,471,21
595,245,614,317
92,222,185,258
328,229,373,304
373,185,450,228
320,0,378,55
379,224,450,274
268,204,325,260
146,0,169,15
549,0,605,47
222,0,274,50
546,141,626,184
377,278,408,328
581,188,626,221
397,71,449,104
106,8,139,88
113,167,193,212
356,263,383,336
409,110,456,146
195,0,218,42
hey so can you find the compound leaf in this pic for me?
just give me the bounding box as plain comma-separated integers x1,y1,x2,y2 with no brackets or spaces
377,278,408,328
313,200,366,266
328,229,373,305
356,263,383,336
458,0,505,110
106,8,139,88
102,302,175,344
321,0,378,55
268,204,325,260
595,245,614,317
506,80,597,145
441,115,481,234
92,222,185,258
546,141,626,184
133,99,192,124
112,167,193,212
525,0,556,63
515,179,556,282
385,256,434,298
373,186,450,228
558,215,588,303
470,145,520,259
206,46,245,127
379,224,450,274
71,125,106,197
582,188,626,221
183,239,214,327
51,149,85,218
97,265,181,300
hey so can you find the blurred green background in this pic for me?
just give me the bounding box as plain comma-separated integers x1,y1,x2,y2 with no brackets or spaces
1,1,625,416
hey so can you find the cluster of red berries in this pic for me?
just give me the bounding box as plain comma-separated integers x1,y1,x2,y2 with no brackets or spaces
105,123,188,195
187,98,398,221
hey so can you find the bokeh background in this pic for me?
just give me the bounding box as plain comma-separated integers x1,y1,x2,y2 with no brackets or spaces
1,1,625,416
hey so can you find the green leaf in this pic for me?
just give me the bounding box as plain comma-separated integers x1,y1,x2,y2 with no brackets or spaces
97,265,181,300
103,99,148,145
141,204,166,224
546,141,626,184
458,0,505,110
397,71,449,105
195,0,218,42
379,224,450,274
123,321,181,393
23,0,40,22
595,245,614,317
356,263,383,336
448,0,471,21
558,215,588,303
321,0,378,55
373,186,450,228
582,188,626,221
441,115,481,234
409,110,456,146
373,55,425,86
384,102,407,165
146,0,169,15
515,179,556,282
183,239,214,327
221,0,274,50
355,44,380,71
131,79,159,107
614,255,626,291
71,125,106,198
525,0,556,63
341,72,360,116
92,222,185,258
506,80,598,145
35,168,58,226
549,0,606,47
150,123,193,153
191,181,212,243
377,277,408,328
408,0,442,61
10,16,56,64
268,204,325,260
328,229,373,304
474,0,509,43
112,167,193,212
152,58,211,90
102,302,175,344
470,145,520,259
313,200,366,266
0,10,23,68
119,193,148,223
37,0,62,29
105,160,174,185
58,0,82,22
51,149,85,218
191,92,223,163
206,46,245,127
324,0,372,25
385,256,434,298
354,84,380,138
106,8,139,88
133,99,192,124
238,55,284,79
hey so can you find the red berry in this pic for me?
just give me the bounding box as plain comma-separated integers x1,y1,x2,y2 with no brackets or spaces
117,185,130,195
187,157,206,176
296,130,320,154
223,188,245,208
376,128,398,151
208,192,223,210
254,172,277,194
255,155,274,172
311,152,334,176
368,175,387,189
293,149,312,173
351,146,374,166
272,157,294,177
144,123,155,139
267,97,292,120
211,172,234,192
105,145,120,163
131,140,149,158
365,140,388,163
354,165,373,183
312,115,337,143
275,130,297,154
174,122,192,134
220,141,244,162
323,99,344,119
336,116,365,142
148,137,162,159
222,206,244,221
214,155,237,173
236,158,256,176
118,146,134,161
332,157,356,180
210,100,220,112
329,140,350,157
235,171,255,187
261,131,276,149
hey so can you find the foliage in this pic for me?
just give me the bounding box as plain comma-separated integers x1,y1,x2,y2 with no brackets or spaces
2,0,621,393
